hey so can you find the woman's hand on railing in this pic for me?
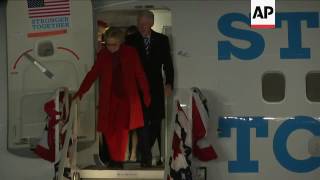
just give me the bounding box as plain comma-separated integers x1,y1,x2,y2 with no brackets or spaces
72,93,80,103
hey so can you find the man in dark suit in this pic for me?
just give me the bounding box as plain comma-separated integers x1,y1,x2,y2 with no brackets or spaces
126,10,174,167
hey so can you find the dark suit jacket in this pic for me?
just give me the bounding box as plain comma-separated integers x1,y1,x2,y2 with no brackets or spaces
126,30,174,119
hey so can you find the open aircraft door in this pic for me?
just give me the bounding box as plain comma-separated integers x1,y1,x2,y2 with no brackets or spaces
6,0,96,156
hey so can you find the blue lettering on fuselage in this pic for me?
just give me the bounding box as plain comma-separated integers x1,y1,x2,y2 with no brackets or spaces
218,116,320,173
218,12,319,60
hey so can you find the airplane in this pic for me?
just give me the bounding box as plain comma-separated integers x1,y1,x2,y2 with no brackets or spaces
0,0,319,180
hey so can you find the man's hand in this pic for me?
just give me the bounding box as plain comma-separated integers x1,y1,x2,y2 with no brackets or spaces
144,95,151,107
164,84,173,97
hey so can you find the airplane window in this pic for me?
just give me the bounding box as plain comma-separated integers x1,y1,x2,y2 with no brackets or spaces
37,41,54,57
262,73,285,102
306,72,320,102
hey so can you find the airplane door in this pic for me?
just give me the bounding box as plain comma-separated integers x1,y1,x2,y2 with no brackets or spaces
6,0,96,156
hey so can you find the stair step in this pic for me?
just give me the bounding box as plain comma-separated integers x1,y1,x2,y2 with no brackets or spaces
79,169,164,179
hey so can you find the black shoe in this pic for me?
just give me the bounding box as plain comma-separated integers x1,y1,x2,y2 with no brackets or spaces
140,160,152,168
63,167,71,180
156,159,163,167
108,160,124,169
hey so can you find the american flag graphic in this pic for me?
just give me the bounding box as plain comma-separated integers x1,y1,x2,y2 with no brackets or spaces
27,0,70,18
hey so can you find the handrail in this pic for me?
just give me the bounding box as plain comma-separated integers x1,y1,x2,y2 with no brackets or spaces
56,91,79,180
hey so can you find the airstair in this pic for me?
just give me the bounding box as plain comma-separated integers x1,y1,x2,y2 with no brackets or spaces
56,90,166,180
78,168,164,180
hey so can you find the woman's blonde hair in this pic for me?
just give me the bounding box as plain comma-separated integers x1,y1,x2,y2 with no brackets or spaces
104,27,125,42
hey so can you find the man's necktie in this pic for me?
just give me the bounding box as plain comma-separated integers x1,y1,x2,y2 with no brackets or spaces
144,37,150,55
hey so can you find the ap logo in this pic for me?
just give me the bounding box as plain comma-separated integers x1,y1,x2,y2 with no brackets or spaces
251,0,275,29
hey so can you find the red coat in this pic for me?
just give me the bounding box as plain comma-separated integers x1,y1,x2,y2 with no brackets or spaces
75,45,151,133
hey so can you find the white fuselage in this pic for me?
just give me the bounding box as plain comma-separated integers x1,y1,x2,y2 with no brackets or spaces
1,1,319,180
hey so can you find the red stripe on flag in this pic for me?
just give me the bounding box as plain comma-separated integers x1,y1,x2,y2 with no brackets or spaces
192,97,206,139
44,0,69,3
29,10,69,15
192,94,218,161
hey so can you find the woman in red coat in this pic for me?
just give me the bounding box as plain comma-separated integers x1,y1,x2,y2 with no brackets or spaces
74,27,151,167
